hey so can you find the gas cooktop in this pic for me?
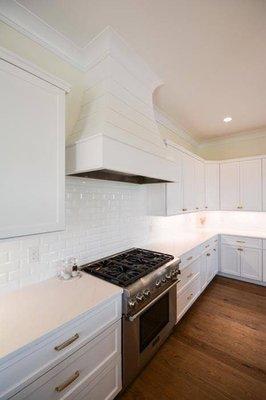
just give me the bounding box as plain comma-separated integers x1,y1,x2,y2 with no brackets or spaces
81,248,174,287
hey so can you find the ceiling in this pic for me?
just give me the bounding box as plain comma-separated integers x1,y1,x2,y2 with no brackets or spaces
15,0,266,141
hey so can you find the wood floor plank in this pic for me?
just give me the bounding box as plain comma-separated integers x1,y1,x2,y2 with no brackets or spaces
119,277,266,400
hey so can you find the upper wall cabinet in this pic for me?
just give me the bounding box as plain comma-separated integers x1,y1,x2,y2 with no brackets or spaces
205,163,219,211
182,154,205,212
220,159,262,212
0,52,70,239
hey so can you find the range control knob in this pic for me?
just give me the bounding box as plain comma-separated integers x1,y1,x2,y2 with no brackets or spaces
165,273,172,280
136,293,144,302
128,299,136,309
155,279,161,288
161,277,166,284
143,289,151,298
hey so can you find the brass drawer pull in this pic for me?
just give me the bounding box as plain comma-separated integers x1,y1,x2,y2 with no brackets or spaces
237,206,243,209
187,272,194,279
236,240,245,243
187,293,193,300
55,371,80,392
187,256,193,261
54,333,79,351
206,253,211,257
182,208,187,212
213,248,216,251
238,248,243,251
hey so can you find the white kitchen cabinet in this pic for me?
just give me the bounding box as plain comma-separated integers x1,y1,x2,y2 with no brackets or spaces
220,244,240,276
239,159,262,211
220,236,262,281
262,159,266,211
194,159,205,210
220,162,239,211
0,54,69,239
240,247,262,281
263,250,266,282
205,163,220,210
182,153,195,212
220,159,262,212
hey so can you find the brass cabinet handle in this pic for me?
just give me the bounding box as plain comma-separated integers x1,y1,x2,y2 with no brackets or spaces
205,206,208,209
187,293,193,300
213,248,216,251
55,371,80,392
187,272,194,279
238,248,243,251
237,206,243,209
196,207,199,210
54,333,79,351
182,208,187,212
206,253,211,256
236,240,245,243
187,256,193,261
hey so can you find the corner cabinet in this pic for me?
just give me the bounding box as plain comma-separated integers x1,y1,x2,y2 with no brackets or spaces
0,51,70,239
220,159,262,212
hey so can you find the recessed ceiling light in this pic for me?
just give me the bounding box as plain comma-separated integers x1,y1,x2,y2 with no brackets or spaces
223,116,232,123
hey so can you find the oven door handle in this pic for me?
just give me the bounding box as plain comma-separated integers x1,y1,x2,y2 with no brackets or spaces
128,280,179,322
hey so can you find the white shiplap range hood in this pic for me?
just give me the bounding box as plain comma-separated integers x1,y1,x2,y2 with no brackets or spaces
66,28,178,183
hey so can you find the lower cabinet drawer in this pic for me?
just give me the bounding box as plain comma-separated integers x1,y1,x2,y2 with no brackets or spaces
11,321,121,400
221,235,262,249
176,276,201,323
178,256,201,290
70,357,121,400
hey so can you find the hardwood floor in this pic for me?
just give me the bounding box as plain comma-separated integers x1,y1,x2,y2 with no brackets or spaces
119,276,266,400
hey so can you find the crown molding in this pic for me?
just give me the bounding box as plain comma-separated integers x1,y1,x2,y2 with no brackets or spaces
154,107,199,147
0,1,162,91
0,45,71,92
198,127,266,147
0,0,89,70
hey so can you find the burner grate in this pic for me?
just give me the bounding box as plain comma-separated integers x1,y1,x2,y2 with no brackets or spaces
82,248,174,287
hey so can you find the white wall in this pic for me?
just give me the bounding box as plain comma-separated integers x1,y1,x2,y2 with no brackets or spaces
0,177,149,294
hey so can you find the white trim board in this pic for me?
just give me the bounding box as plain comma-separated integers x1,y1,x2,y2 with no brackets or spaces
0,46,71,92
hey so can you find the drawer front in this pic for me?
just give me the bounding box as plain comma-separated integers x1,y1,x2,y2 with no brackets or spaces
221,235,262,249
177,276,201,321
177,256,201,291
179,246,201,270
1,297,121,399
72,358,121,400
11,321,121,400
201,236,219,253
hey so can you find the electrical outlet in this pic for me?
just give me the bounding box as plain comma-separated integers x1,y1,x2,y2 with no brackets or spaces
28,246,40,263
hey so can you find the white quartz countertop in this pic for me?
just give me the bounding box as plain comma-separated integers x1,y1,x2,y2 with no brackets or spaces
0,272,122,360
145,230,218,258
145,228,266,258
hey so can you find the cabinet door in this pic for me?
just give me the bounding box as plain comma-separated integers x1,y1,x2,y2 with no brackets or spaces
205,163,220,210
206,251,213,282
182,154,195,212
263,250,266,282
239,159,262,211
0,58,65,239
262,159,266,211
212,246,219,275
166,182,182,215
195,159,205,210
240,247,262,281
220,244,240,276
220,162,239,210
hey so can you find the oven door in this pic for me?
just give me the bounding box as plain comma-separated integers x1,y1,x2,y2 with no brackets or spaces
122,282,177,388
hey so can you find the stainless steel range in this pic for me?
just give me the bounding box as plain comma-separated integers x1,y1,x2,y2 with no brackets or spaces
81,248,181,388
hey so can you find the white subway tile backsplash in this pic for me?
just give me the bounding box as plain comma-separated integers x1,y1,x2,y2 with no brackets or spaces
0,177,149,293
